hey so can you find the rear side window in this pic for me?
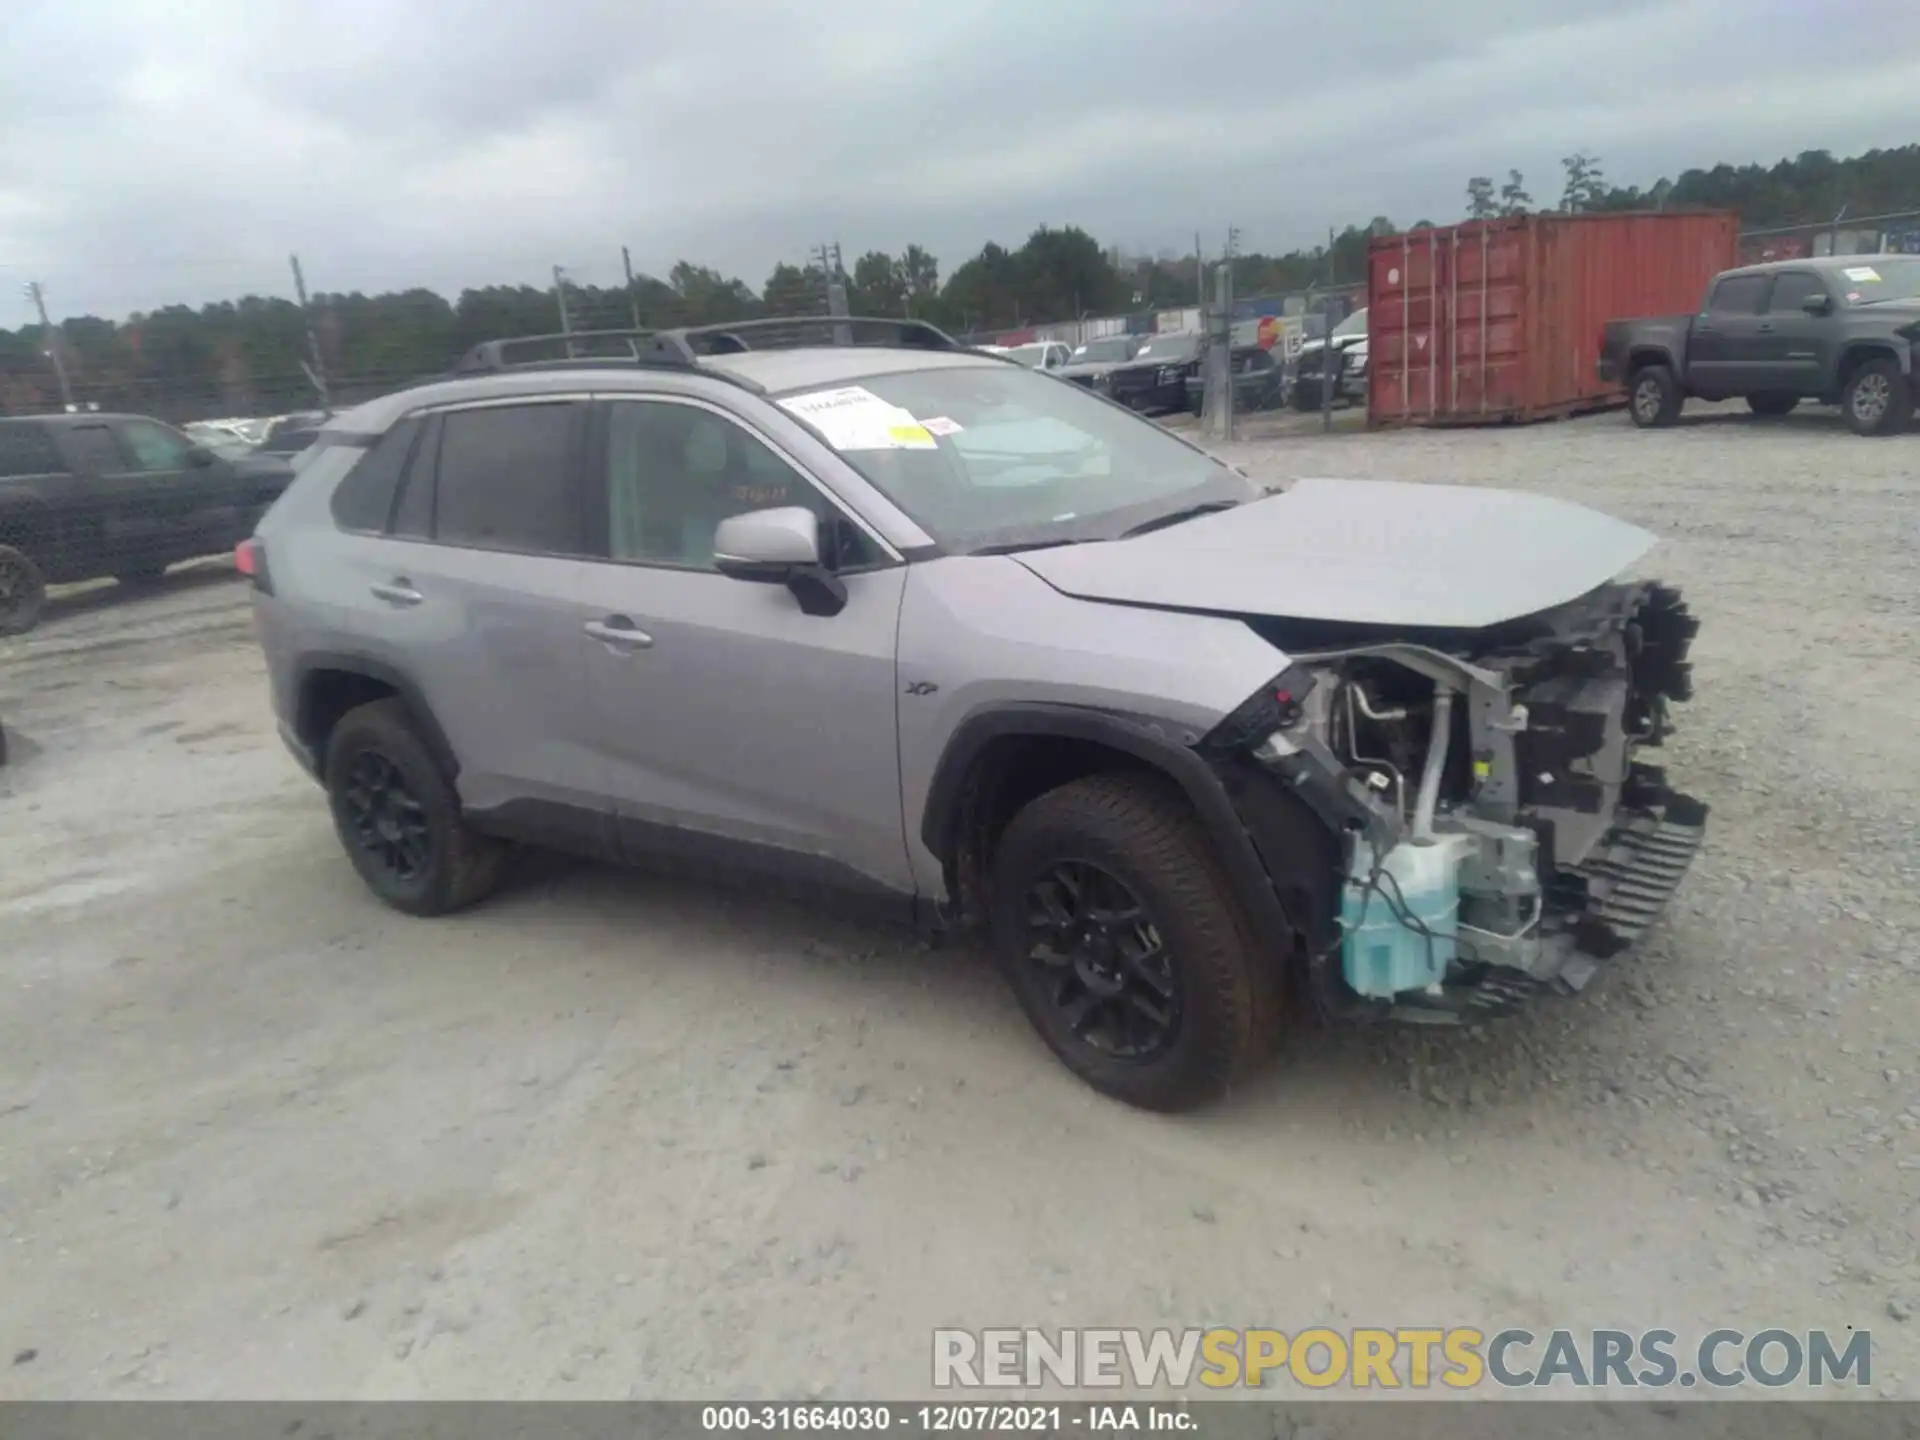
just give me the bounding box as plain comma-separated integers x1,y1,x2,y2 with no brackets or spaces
1765,272,1827,313
0,424,64,478
330,418,421,532
432,403,581,554
1707,276,1768,316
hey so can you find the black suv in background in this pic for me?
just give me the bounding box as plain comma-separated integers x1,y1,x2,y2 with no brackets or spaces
0,413,275,634
1602,255,1920,435
1092,332,1203,415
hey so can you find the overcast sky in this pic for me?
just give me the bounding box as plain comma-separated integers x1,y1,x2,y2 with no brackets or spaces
3,0,1916,323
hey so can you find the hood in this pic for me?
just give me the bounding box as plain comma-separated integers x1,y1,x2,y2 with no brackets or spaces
1012,478,1655,630
1058,359,1129,378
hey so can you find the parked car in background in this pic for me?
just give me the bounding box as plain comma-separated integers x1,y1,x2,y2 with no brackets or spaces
1184,344,1286,415
995,341,1072,373
0,413,268,634
1058,335,1142,389
1092,331,1204,415
1601,256,1920,435
1290,308,1369,410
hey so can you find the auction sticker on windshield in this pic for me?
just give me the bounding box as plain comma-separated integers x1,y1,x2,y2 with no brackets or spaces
778,386,938,451
1842,265,1881,283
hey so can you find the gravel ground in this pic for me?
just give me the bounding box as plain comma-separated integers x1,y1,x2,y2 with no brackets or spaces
1,402,1915,1401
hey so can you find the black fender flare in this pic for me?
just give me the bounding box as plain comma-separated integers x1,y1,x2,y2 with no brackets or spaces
1839,339,1910,379
919,703,1297,954
291,651,460,780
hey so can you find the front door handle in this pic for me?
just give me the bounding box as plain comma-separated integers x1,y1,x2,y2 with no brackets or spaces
584,617,654,650
370,579,423,606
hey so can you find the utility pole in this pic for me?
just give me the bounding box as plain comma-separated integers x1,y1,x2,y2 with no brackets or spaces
288,254,332,415
621,246,643,330
23,281,75,411
552,265,576,356
1195,231,1204,308
815,241,850,343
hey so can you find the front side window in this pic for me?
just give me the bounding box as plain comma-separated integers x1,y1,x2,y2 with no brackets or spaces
119,419,193,472
775,363,1252,553
603,400,878,571
1764,272,1828,313
432,403,580,554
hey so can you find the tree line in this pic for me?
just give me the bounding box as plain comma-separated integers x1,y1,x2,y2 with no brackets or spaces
4,143,1914,422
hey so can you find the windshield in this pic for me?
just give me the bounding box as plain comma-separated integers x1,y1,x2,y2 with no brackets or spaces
1331,308,1369,340
1132,333,1200,362
1838,259,1920,305
999,344,1051,369
775,364,1252,552
1070,337,1134,364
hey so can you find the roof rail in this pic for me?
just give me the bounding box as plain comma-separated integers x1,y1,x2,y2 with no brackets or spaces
447,315,968,379
449,328,695,375
670,316,965,355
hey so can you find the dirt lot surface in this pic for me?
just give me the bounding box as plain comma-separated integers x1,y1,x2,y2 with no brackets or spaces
2,402,1915,1400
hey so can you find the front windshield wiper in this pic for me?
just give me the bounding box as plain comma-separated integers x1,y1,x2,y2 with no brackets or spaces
1119,500,1242,539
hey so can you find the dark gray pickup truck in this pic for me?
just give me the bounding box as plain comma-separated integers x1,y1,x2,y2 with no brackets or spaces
0,413,287,634
1600,255,1920,436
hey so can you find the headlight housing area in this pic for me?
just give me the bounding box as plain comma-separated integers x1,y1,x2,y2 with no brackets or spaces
1198,665,1319,756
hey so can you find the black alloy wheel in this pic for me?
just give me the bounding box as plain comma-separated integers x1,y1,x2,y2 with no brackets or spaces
1021,860,1179,1061
338,749,431,885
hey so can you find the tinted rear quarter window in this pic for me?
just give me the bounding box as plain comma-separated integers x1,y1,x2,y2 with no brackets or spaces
0,423,64,478
330,419,421,532
432,403,581,554
1708,275,1768,315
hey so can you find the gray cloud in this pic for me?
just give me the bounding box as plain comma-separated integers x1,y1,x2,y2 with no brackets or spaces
3,0,1915,321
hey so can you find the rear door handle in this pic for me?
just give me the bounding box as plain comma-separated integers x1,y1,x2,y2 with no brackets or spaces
584,616,654,651
1757,322,1775,333
370,579,423,606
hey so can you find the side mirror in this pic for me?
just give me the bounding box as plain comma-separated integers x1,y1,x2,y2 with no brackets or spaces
713,506,846,617
1801,293,1833,316
186,444,217,467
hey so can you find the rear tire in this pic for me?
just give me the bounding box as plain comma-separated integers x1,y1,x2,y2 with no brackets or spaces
1842,357,1913,436
1746,393,1798,418
0,544,47,636
989,773,1278,1112
1628,364,1682,428
324,698,508,916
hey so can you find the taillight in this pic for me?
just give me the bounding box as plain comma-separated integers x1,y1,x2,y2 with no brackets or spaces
235,538,273,594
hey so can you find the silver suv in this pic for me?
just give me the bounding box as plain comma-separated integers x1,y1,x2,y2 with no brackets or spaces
247,319,1706,1111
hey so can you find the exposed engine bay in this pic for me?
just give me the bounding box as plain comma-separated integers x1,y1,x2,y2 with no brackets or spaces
1223,581,1705,1021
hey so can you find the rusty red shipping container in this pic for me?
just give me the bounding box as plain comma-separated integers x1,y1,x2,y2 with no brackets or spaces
1367,210,1739,427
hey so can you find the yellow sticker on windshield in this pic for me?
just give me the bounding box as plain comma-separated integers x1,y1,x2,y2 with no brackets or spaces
1842,265,1881,283
887,423,936,448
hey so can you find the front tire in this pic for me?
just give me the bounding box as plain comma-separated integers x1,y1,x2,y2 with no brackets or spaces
1842,357,1913,436
989,774,1278,1111
0,544,47,636
1628,364,1682,427
1747,393,1799,418
324,698,508,916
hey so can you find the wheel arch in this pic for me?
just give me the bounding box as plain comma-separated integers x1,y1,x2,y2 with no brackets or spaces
1627,346,1677,376
919,703,1301,955
1837,340,1909,385
292,652,459,781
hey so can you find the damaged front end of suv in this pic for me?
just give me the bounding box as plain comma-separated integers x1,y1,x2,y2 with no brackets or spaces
1204,582,1705,1022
